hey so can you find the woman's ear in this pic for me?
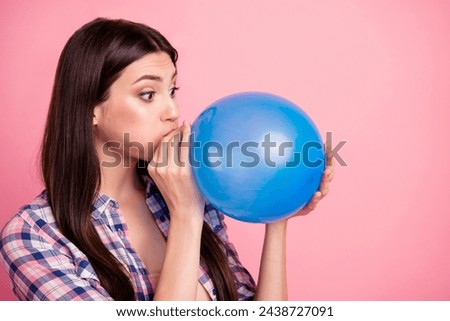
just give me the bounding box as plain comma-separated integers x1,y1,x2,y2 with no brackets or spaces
93,104,101,126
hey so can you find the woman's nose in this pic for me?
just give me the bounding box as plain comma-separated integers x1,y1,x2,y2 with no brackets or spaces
161,97,179,122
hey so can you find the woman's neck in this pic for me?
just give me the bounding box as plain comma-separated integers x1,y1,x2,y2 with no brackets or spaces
98,158,146,203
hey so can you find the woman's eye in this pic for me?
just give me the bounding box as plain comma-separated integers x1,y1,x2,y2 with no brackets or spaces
139,91,155,101
169,86,180,98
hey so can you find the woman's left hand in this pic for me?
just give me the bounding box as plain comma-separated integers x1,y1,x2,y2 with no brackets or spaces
290,141,335,218
257,142,334,300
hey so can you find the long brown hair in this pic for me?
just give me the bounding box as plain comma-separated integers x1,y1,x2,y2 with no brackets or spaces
41,18,237,300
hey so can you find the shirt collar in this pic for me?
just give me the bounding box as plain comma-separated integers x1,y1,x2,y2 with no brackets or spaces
91,174,155,220
91,192,119,220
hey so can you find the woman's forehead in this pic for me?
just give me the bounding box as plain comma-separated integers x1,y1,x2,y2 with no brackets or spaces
120,52,176,84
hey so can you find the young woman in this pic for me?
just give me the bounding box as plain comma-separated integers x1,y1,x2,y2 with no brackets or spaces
0,18,334,301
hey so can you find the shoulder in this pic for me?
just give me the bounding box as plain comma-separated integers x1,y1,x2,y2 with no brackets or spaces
2,190,55,232
0,191,59,254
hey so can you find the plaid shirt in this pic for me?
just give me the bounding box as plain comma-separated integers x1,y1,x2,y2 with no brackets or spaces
0,177,256,301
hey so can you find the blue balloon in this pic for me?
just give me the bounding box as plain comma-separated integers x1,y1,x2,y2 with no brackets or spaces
190,92,325,223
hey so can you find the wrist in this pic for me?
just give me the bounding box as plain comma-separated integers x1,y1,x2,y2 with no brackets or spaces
266,219,288,231
170,207,204,226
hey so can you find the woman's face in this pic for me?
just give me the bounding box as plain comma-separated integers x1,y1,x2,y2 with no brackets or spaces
93,52,179,163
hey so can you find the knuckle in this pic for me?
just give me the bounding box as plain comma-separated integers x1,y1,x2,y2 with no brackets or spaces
167,166,179,177
179,168,190,178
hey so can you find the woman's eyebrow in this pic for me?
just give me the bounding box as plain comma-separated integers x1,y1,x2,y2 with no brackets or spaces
133,70,177,84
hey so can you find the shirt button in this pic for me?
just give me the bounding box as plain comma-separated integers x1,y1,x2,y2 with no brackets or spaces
117,229,125,238
109,200,119,209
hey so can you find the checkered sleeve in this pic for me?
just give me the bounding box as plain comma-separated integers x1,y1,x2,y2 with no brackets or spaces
0,213,112,301
204,203,256,301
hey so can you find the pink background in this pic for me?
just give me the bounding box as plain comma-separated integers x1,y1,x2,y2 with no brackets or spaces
1,0,449,300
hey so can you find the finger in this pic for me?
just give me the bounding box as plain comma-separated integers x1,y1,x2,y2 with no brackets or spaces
152,132,174,169
173,130,182,166
328,156,335,173
306,192,321,212
320,184,329,197
321,168,330,183
309,191,322,207
167,130,180,167
149,141,162,171
179,121,191,165
167,133,174,167
327,170,334,182
295,192,322,216
314,191,322,202
320,175,330,197
324,165,334,182
161,128,182,166
325,141,333,167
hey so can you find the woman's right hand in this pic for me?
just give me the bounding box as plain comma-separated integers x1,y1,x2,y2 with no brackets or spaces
149,121,206,300
147,121,205,223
